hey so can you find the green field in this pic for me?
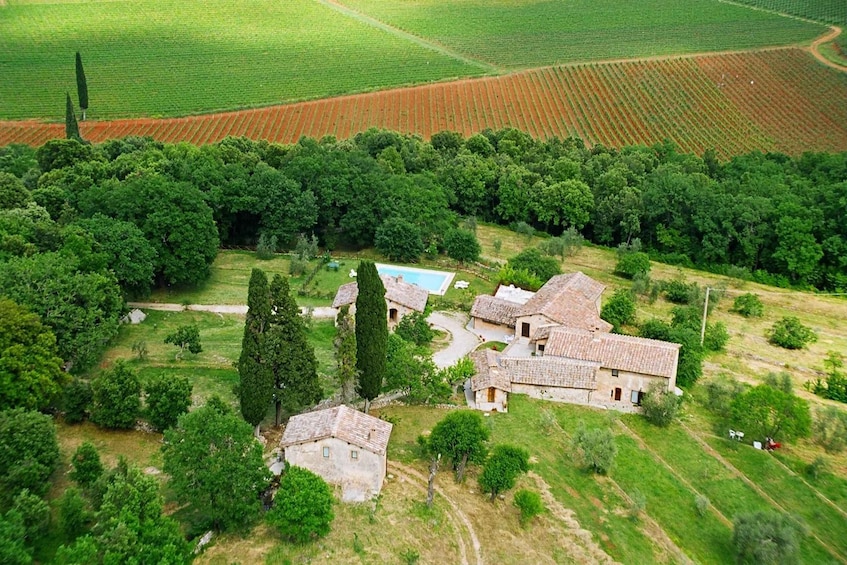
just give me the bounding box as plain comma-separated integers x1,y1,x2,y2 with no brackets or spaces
338,0,825,68
728,0,846,25
0,0,483,120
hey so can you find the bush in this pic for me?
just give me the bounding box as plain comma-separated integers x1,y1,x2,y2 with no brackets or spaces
375,217,424,263
267,465,334,543
506,248,561,284
767,317,817,349
395,311,434,346
144,373,192,431
733,511,805,565
703,321,729,352
513,489,544,526
640,382,681,427
478,445,530,501
571,422,616,474
702,375,744,418
90,361,141,430
615,241,651,279
443,228,481,264
663,278,698,304
256,232,277,260
695,494,710,517
812,406,847,453
12,489,50,544
63,379,92,424
498,265,543,292
289,257,308,276
57,487,89,541
628,488,646,520
69,442,103,488
732,293,764,317
600,289,636,331
163,324,202,359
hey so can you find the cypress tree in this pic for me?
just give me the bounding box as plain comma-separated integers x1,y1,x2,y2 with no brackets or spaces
354,261,387,412
267,274,320,425
334,305,357,404
75,52,88,120
64,93,80,140
238,268,274,435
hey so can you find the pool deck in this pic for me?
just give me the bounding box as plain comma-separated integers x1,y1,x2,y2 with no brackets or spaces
376,263,455,296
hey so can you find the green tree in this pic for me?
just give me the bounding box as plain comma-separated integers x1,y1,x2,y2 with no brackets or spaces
0,509,30,565
513,489,544,526
767,317,817,350
532,179,594,230
812,406,847,453
355,261,388,413
62,379,92,424
395,310,434,346
600,289,637,331
90,360,141,430
572,422,616,474
640,382,681,427
428,410,490,482
506,248,561,284
0,298,67,411
75,52,88,121
267,274,321,425
0,408,59,502
374,217,424,263
162,404,270,532
731,384,811,441
238,268,274,434
267,465,334,544
478,444,530,501
64,93,80,141
144,374,192,432
443,228,481,264
164,325,202,359
334,305,357,404
12,489,50,547
56,487,89,541
69,441,103,488
615,250,651,279
0,172,31,210
733,511,805,565
732,293,764,318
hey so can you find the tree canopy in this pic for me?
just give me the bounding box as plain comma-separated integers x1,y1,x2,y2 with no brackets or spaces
355,261,388,411
267,465,334,544
428,410,490,482
238,268,274,429
0,408,60,502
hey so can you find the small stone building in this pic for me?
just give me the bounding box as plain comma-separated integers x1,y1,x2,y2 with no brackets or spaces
280,405,393,502
333,275,428,327
470,349,511,412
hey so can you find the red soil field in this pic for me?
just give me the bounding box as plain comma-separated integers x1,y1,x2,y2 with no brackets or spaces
2,49,845,157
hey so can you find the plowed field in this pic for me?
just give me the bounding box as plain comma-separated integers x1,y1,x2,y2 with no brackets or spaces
2,49,845,156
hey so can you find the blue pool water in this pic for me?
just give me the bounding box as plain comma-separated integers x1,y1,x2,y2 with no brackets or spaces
376,264,455,295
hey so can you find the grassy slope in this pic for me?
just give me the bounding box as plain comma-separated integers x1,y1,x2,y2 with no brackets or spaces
725,0,847,25
0,0,482,120
338,0,824,68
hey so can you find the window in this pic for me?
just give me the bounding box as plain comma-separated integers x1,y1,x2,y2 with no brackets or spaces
612,369,619,378
538,344,545,355
351,450,358,460
322,446,330,458
614,388,622,401
631,390,644,405
521,323,531,338
389,308,398,322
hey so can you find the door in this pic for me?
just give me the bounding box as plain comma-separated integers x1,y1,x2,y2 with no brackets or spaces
614,387,622,401
521,322,530,338
488,387,496,403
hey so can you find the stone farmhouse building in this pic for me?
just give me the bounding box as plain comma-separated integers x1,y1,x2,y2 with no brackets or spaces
469,273,680,413
280,405,393,502
333,274,428,327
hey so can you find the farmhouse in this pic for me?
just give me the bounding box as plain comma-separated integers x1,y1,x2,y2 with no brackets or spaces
280,405,393,502
333,274,428,326
469,273,679,412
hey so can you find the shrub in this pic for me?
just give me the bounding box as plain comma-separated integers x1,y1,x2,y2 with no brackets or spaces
63,379,92,424
513,489,544,526
663,278,697,304
767,317,817,349
805,456,829,480
615,241,651,279
256,232,277,260
600,289,636,331
812,406,847,453
702,375,744,418
703,321,729,352
57,487,89,540
144,373,192,432
628,488,646,520
732,293,764,317
90,361,141,430
289,257,308,276
69,442,103,488
695,494,710,517
506,248,561,284
12,489,50,544
733,511,805,565
571,422,616,474
395,311,434,346
640,382,681,427
443,228,481,264
163,325,202,359
267,465,334,543
498,265,543,292
478,445,530,501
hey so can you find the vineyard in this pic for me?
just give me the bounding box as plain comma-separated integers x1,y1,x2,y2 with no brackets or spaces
336,0,825,68
3,49,845,157
727,0,847,25
0,0,482,121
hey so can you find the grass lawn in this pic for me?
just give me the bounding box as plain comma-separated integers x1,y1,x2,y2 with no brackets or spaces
337,0,824,69
0,0,483,120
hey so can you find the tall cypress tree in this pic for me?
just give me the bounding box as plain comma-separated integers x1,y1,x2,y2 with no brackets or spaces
354,261,387,413
238,268,274,435
64,93,80,140
75,52,88,120
334,305,357,404
267,274,320,425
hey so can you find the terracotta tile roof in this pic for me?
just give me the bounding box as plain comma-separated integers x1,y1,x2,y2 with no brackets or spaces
502,356,599,389
470,350,512,392
544,327,680,379
517,272,612,332
331,275,429,312
530,324,559,342
280,405,393,456
470,295,520,327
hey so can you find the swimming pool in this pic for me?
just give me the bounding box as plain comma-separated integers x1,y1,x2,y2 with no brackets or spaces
376,264,455,296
